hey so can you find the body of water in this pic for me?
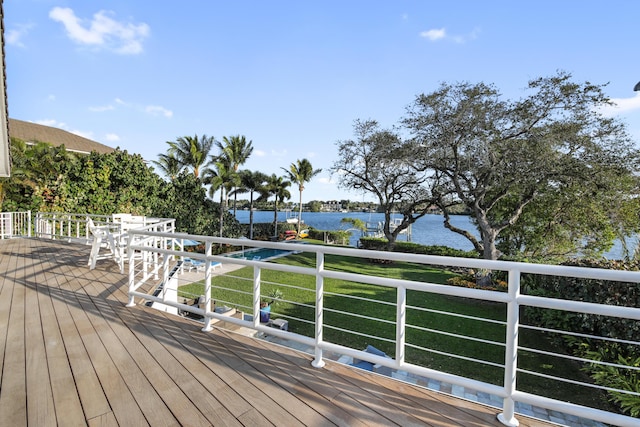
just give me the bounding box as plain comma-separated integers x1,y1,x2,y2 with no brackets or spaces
236,210,479,251
235,210,632,259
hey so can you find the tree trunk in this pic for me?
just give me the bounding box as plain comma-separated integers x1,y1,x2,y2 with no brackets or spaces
249,195,255,239
297,190,303,236
218,189,225,241
273,203,278,239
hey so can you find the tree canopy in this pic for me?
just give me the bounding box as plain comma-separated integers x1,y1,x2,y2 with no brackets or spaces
332,72,640,260
332,119,436,248
401,71,640,260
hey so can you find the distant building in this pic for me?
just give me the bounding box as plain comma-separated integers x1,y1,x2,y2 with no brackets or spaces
8,118,115,155
321,200,343,212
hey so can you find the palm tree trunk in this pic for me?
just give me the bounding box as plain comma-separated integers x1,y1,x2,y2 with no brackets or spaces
249,195,255,239
297,189,303,236
273,203,278,239
219,189,225,239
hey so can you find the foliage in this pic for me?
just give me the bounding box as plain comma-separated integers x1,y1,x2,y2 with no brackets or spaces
167,134,215,178
401,71,640,260
282,158,322,236
359,237,479,258
307,227,352,245
263,173,291,239
341,217,367,232
1,139,78,212
581,347,640,417
524,258,640,350
332,119,436,249
524,258,640,417
152,152,182,181
446,273,507,291
215,135,254,215
153,172,243,237
63,149,163,215
236,169,268,239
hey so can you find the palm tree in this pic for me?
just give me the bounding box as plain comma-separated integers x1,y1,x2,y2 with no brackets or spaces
237,170,268,239
281,159,322,236
215,135,254,215
263,174,291,239
152,153,182,181
202,161,235,238
167,134,215,179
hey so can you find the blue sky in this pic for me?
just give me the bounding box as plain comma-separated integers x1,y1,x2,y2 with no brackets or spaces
4,1,640,202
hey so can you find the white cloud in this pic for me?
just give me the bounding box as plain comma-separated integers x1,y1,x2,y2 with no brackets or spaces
600,93,640,116
271,149,288,157
105,133,120,142
6,23,34,47
420,28,446,41
145,105,173,118
89,104,115,112
317,176,336,185
90,98,172,118
49,7,150,55
420,27,480,44
254,149,266,157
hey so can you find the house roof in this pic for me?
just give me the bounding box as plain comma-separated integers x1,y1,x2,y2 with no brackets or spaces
8,118,116,155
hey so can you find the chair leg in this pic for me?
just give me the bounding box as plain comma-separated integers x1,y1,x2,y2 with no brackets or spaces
88,235,102,270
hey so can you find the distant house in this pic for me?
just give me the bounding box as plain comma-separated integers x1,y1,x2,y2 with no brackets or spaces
8,118,115,155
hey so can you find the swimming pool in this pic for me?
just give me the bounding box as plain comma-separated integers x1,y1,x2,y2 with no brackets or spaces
224,247,293,261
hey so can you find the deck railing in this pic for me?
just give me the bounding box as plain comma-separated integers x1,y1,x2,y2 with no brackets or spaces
125,229,640,427
0,211,31,238
34,212,175,243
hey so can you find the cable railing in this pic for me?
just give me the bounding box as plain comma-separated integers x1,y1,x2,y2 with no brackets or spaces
125,229,640,427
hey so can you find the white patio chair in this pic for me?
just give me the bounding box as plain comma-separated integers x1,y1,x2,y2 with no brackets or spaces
87,217,124,273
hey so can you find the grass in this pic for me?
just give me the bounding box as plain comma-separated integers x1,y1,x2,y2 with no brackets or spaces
179,250,613,411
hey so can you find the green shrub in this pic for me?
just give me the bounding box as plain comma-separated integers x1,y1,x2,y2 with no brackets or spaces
359,237,479,258
581,346,640,417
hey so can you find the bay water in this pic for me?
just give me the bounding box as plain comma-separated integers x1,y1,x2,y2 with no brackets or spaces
235,210,631,259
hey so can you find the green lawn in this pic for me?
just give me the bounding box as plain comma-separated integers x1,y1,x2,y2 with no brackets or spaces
179,251,612,411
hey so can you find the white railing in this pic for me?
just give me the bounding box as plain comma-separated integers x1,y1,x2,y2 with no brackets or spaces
34,212,175,243
125,230,640,427
0,211,31,238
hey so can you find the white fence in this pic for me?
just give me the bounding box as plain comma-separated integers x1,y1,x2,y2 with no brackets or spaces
125,230,640,427
0,211,31,238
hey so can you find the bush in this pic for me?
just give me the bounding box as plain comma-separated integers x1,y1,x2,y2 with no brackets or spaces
359,237,479,258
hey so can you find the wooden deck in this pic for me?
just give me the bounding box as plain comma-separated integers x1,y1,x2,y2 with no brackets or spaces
0,237,555,426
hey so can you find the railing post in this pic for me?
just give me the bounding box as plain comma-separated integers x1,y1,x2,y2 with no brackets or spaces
126,232,136,307
252,265,261,329
498,269,521,427
396,285,406,367
202,242,214,332
312,251,325,368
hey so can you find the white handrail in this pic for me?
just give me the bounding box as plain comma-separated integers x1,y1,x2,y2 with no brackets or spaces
125,229,640,427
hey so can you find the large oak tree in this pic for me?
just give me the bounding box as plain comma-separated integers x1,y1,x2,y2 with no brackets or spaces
402,71,640,260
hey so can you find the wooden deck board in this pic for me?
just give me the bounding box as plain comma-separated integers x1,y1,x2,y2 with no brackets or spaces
0,238,557,427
